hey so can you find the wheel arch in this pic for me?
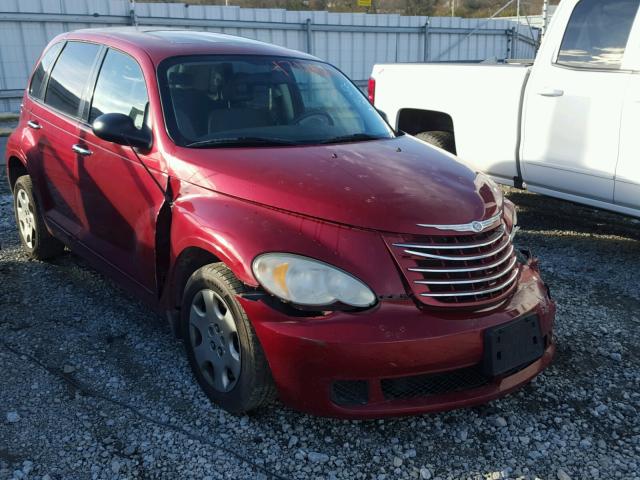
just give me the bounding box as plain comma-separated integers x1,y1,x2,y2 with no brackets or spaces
7,155,28,192
164,193,278,313
169,245,224,311
162,233,261,339
164,227,261,311
397,108,455,138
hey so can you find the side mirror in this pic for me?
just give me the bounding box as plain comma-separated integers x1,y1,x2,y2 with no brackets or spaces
92,113,152,150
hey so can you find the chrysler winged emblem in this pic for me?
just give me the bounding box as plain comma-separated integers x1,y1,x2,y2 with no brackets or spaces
417,212,502,233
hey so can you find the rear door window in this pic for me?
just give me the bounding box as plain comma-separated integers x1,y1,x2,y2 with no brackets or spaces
89,49,149,129
29,42,64,100
556,0,640,70
44,41,101,117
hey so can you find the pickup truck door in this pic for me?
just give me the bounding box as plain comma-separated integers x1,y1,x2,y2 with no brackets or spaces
521,0,640,203
615,14,640,211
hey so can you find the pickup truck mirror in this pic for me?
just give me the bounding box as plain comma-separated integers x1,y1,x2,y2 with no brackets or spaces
92,113,152,150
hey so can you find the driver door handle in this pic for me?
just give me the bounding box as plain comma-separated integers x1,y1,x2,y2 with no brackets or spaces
538,88,564,97
27,120,42,129
72,144,92,157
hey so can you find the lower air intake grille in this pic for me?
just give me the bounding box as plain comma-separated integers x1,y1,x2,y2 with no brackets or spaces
381,365,490,400
331,380,369,406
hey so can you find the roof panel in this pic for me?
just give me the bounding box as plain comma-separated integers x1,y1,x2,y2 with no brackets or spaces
147,30,264,45
65,27,318,63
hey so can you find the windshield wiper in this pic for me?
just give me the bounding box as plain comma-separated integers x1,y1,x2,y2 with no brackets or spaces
320,133,385,145
186,137,297,148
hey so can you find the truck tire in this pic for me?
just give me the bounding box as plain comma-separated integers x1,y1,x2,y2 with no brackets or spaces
13,175,65,260
181,263,277,414
416,131,456,154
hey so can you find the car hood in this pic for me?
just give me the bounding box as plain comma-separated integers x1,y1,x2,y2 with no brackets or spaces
172,135,503,234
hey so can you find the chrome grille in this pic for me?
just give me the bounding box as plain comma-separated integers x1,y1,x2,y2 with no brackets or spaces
387,221,520,307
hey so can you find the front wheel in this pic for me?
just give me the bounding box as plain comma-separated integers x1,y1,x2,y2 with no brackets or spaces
181,263,277,414
13,175,65,260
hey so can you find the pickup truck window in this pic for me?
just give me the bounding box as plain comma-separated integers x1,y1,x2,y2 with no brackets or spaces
556,0,639,71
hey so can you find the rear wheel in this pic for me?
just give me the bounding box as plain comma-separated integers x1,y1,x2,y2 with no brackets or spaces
415,131,456,154
181,263,277,414
13,175,65,260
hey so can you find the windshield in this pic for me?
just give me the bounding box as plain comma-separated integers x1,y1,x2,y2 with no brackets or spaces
158,55,395,147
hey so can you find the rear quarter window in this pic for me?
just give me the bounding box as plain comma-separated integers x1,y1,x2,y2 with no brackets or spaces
29,42,64,100
44,41,101,117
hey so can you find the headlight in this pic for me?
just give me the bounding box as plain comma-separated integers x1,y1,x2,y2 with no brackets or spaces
252,253,377,308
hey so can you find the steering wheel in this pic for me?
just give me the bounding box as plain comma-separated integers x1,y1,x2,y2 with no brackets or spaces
292,111,334,126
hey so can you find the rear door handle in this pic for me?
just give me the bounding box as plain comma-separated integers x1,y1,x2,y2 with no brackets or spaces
538,88,564,97
72,144,92,156
27,120,42,129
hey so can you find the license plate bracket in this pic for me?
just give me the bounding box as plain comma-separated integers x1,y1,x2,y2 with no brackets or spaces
482,315,544,377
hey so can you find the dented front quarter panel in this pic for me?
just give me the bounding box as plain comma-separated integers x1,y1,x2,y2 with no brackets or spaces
165,178,408,307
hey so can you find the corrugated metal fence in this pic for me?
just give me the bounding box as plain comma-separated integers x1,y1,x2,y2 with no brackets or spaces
0,0,539,112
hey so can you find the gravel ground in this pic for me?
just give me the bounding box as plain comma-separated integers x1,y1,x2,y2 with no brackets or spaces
1,170,639,480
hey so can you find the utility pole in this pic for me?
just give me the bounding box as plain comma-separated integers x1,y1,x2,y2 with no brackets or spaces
129,0,138,26
451,0,455,17
542,0,549,36
514,0,520,58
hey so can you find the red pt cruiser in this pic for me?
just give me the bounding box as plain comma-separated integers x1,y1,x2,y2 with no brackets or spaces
5,28,555,418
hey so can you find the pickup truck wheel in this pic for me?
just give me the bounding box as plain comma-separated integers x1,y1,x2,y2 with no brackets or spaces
181,263,277,414
416,131,456,154
13,175,65,260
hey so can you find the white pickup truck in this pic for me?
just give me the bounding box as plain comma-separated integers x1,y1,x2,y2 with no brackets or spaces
370,0,640,218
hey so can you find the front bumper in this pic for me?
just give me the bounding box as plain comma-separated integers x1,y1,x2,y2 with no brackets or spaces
239,264,555,418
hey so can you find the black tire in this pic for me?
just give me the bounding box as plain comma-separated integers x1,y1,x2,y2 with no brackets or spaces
13,175,65,260
181,263,277,414
416,131,456,154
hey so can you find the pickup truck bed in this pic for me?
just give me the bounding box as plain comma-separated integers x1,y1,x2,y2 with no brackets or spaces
372,63,531,185
371,0,640,218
